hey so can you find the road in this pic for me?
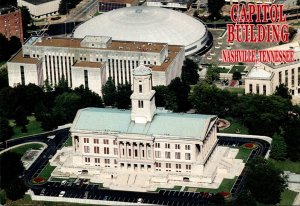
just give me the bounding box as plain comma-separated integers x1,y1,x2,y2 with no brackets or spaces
66,0,98,22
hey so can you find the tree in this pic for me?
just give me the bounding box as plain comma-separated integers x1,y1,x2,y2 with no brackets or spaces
102,77,117,106
205,65,221,84
181,59,199,85
0,34,10,61
20,6,32,35
207,0,225,20
74,85,103,108
0,117,13,143
58,0,68,15
14,106,29,132
233,191,257,206
153,85,168,107
232,71,242,80
116,82,132,109
209,193,225,205
166,77,190,112
282,116,300,161
0,67,8,90
274,84,292,99
270,133,287,161
0,0,17,6
246,157,286,204
297,0,300,6
8,36,21,56
4,178,28,201
52,92,81,125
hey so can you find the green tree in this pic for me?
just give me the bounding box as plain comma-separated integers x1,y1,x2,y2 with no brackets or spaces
207,0,225,20
0,34,10,61
166,77,190,112
102,77,117,106
116,82,132,109
74,85,103,108
0,117,13,143
181,59,199,85
0,0,17,6
153,85,168,107
52,92,81,124
270,133,287,161
233,191,257,206
282,116,300,161
58,0,68,15
246,157,286,205
4,178,28,201
274,84,292,99
0,68,8,90
20,6,32,35
8,36,21,56
232,71,242,80
14,106,29,133
205,65,220,84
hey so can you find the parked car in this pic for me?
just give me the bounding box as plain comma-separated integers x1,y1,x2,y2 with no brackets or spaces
59,191,66,197
84,191,89,199
40,188,46,196
61,180,67,186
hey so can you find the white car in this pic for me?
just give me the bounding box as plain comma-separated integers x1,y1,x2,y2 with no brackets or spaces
61,180,67,186
137,198,143,203
59,191,66,197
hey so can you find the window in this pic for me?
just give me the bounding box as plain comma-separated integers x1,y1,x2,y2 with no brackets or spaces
175,152,181,159
263,85,266,95
249,84,253,93
94,139,99,144
285,70,288,86
155,151,161,158
185,153,191,160
84,138,89,143
185,145,191,150
165,151,171,159
155,143,160,148
256,84,259,94
114,148,118,155
186,165,191,170
103,139,109,144
165,143,170,149
95,158,100,164
105,159,110,164
166,163,171,168
20,66,25,85
175,144,180,150
113,140,117,145
279,71,282,84
128,149,131,156
292,68,295,87
85,157,90,163
155,162,161,167
134,149,138,157
138,100,144,108
104,147,109,154
94,146,100,154
148,150,151,158
84,70,88,88
84,146,90,153
139,81,143,93
176,164,181,169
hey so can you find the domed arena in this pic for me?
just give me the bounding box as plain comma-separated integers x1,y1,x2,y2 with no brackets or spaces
73,6,209,55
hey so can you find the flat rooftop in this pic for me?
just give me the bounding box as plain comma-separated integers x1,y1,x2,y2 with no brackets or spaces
73,61,104,68
9,50,39,64
22,0,57,5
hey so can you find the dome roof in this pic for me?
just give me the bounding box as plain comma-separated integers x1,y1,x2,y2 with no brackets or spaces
73,6,207,53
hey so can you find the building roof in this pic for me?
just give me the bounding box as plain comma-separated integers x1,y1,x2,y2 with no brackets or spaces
246,67,272,79
22,0,57,5
71,107,217,140
73,61,104,68
9,50,39,64
73,6,207,50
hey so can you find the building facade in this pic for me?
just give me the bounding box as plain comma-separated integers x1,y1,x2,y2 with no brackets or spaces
98,0,137,12
0,6,23,42
146,0,192,11
7,35,184,95
68,66,218,183
245,41,300,104
17,0,60,19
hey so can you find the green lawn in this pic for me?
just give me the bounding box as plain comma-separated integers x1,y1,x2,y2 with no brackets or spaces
38,163,56,180
184,177,237,193
221,118,249,134
229,65,246,73
270,159,300,174
235,147,252,162
280,189,298,206
63,135,72,147
10,116,43,139
9,143,44,155
155,185,182,192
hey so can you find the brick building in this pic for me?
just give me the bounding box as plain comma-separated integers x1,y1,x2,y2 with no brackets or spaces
0,6,23,42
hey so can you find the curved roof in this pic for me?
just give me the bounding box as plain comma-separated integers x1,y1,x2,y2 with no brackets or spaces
73,6,207,48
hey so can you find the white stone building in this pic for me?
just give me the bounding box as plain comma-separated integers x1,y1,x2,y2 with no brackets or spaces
245,41,300,104
7,35,184,95
49,66,245,191
17,0,60,19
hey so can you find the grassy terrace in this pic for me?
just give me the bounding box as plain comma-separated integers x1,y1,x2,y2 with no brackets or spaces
221,118,249,134
270,159,300,174
235,147,252,162
280,189,298,206
10,143,44,155
10,116,43,139
229,65,246,73
155,185,182,192
63,136,72,147
225,87,245,94
38,163,56,180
